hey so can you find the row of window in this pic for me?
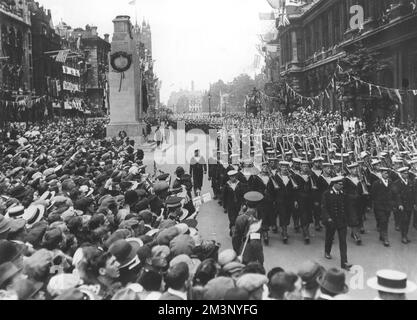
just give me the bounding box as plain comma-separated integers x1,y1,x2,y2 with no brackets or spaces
281,0,400,65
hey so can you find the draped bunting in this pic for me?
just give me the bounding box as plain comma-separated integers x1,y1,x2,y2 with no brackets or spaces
260,64,417,106
0,95,47,108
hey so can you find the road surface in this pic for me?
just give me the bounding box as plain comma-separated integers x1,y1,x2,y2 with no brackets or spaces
142,129,417,300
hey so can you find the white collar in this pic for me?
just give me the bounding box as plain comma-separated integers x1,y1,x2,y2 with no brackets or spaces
167,288,187,300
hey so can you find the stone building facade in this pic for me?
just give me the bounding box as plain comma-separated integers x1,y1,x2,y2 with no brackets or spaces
278,0,417,122
0,0,32,96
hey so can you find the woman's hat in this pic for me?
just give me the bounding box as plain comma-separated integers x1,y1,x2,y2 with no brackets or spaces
367,270,417,294
317,268,349,295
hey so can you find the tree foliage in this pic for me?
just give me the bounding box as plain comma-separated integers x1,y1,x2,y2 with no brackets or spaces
339,42,391,85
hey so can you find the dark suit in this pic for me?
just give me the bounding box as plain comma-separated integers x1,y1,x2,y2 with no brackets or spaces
392,178,417,238
311,170,322,227
215,164,228,203
321,189,348,266
208,157,218,195
343,177,363,228
371,179,394,240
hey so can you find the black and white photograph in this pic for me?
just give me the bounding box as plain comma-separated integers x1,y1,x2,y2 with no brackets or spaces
0,0,417,305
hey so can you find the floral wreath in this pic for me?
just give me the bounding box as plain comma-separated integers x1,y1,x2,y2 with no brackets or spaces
110,51,132,73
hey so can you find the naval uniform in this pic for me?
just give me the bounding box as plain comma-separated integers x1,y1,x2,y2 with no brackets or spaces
292,172,313,233
247,174,275,231
311,168,323,228
321,188,348,267
392,176,417,241
371,178,395,242
273,173,295,230
344,176,364,231
222,180,247,232
232,208,264,265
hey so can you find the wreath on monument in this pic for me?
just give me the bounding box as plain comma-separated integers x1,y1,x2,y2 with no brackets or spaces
110,51,132,73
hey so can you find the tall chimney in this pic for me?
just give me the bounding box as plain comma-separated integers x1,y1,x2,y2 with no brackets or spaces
91,26,98,36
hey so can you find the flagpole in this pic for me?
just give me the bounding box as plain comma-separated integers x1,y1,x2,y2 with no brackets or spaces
135,2,138,26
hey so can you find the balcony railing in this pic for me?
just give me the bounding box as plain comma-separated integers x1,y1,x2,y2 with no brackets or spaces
0,1,24,19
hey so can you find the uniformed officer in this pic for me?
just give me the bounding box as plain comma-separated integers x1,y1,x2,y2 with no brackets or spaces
392,167,417,244
321,176,352,271
232,191,264,266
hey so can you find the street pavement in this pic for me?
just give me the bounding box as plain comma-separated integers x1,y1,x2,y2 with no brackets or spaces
142,129,417,300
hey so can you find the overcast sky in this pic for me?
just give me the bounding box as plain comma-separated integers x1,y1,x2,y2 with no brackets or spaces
38,0,275,103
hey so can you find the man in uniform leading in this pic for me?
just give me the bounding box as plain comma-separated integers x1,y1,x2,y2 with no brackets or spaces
189,149,207,197
392,167,417,244
321,176,353,271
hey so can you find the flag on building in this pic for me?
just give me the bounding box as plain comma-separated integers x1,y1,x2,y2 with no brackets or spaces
128,0,136,5
278,6,290,27
55,49,70,63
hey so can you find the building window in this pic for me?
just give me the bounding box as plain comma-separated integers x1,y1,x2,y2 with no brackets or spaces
305,27,311,58
322,14,329,49
333,4,341,44
314,21,320,53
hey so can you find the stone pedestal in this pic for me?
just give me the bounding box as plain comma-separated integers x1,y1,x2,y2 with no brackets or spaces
107,15,145,143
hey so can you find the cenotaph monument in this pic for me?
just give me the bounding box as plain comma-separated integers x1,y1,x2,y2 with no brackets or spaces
107,15,145,141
